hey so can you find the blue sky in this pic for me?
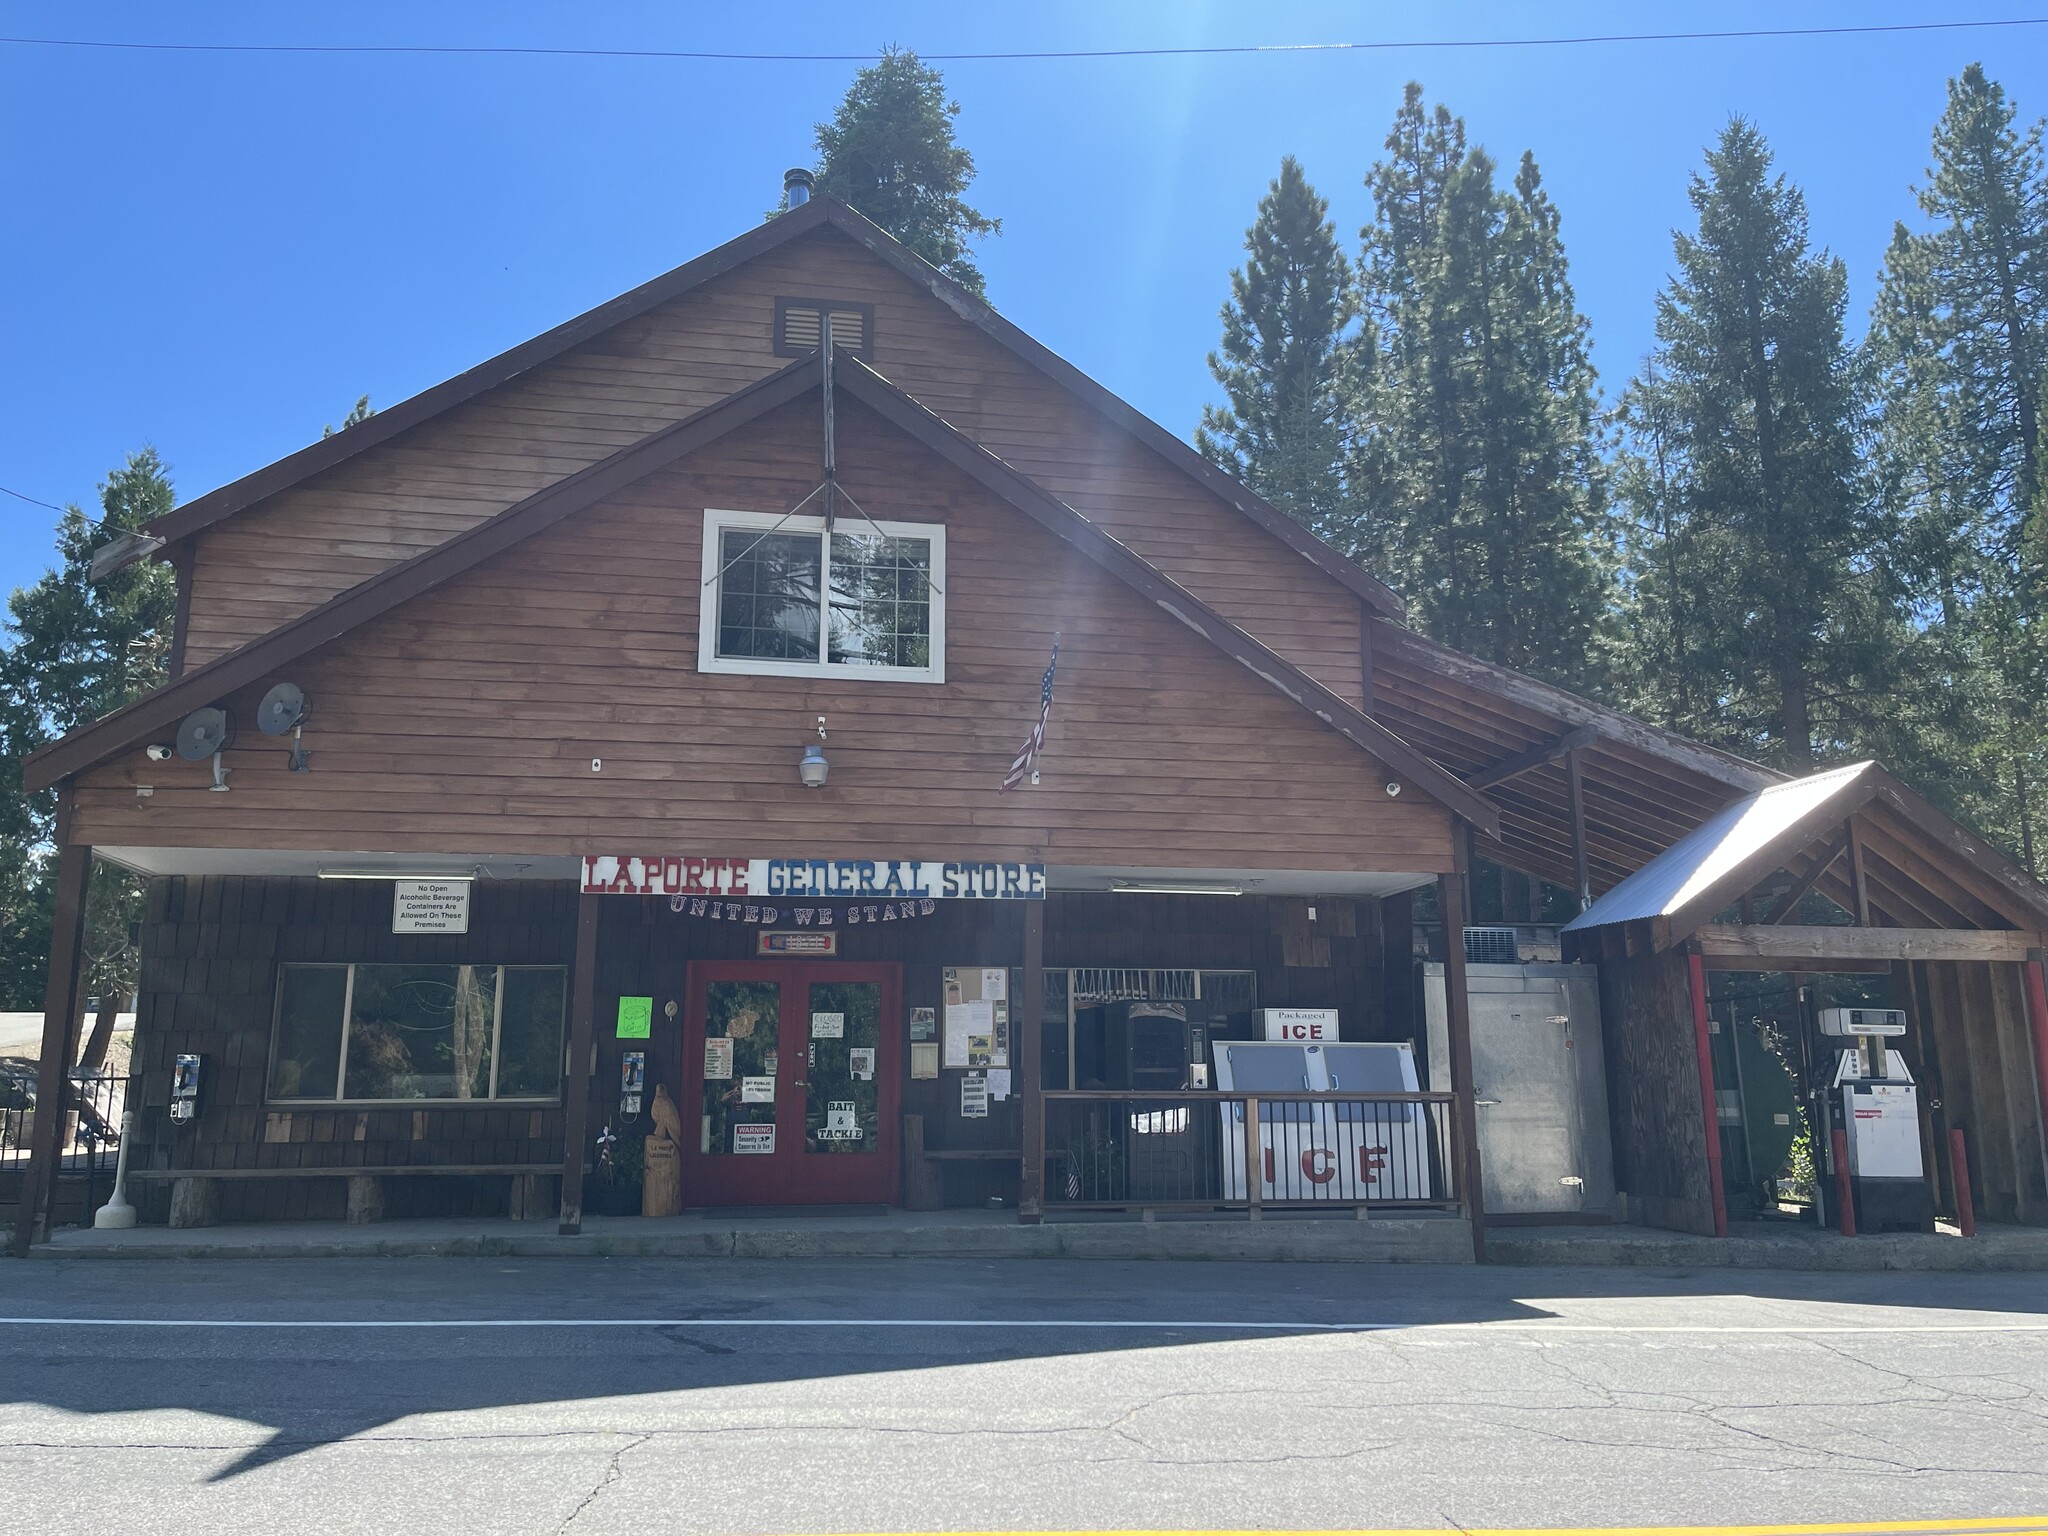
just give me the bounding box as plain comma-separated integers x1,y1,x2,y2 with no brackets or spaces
3,3,2046,595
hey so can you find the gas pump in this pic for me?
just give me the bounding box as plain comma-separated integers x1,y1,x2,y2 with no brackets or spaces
1818,1008,1933,1234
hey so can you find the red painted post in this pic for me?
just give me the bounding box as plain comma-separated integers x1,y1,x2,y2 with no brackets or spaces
2024,959,2048,1181
1948,1127,1976,1238
1832,1126,1857,1237
1686,951,1729,1238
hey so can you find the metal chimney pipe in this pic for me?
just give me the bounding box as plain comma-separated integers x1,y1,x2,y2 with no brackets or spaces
784,168,814,208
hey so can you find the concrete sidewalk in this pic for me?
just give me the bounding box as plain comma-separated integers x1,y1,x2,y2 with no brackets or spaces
23,1207,1476,1264
1488,1217,2048,1271
20,1209,2047,1269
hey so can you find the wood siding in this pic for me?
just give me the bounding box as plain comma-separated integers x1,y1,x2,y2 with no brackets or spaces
1911,958,2048,1225
125,876,575,1224
180,229,1369,710
78,393,1453,871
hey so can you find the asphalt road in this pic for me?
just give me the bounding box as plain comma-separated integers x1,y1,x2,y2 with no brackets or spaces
2,1256,2046,1535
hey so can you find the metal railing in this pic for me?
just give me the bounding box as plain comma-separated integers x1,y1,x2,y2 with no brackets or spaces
1043,1090,1463,1215
2,1071,133,1203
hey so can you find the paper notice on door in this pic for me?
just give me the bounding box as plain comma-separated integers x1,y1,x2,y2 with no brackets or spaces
981,968,1007,1001
911,1041,939,1079
848,1046,875,1080
960,1073,990,1118
987,1068,1012,1101
733,1123,775,1155
811,1011,845,1039
703,1037,734,1080
740,1075,775,1104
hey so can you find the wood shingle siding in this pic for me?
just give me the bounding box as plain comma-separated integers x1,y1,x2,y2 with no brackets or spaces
175,230,1374,715
76,394,1455,871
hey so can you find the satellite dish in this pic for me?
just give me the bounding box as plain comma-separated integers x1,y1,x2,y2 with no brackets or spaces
175,707,233,761
258,682,307,736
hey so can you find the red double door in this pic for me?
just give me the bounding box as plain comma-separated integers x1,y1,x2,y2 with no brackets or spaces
679,961,901,1206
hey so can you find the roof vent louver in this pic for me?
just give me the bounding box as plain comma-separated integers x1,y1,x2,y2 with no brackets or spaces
775,297,872,360
1463,926,1522,966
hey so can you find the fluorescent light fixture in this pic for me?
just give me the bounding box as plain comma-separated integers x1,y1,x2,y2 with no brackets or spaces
1109,879,1244,897
318,867,478,882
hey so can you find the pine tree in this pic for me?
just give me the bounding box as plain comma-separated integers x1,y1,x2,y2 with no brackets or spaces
1617,119,1900,770
812,48,999,294
322,394,374,439
1353,84,1614,689
1195,157,1357,541
1870,64,2048,871
0,449,177,1006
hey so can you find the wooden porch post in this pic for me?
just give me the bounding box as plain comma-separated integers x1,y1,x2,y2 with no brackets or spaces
10,837,92,1256
1018,899,1045,1222
557,892,601,1235
1439,841,1487,1262
1686,949,1730,1237
1565,748,1592,913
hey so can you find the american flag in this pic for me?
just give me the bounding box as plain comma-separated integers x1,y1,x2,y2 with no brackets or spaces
1001,636,1060,791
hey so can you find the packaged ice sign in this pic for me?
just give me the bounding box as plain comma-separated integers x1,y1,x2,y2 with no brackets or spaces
732,1124,775,1155
1211,1040,1434,1201
392,880,470,934
1263,1008,1337,1043
581,856,1046,899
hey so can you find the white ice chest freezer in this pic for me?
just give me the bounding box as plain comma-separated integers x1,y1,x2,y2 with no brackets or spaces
1211,1040,1436,1201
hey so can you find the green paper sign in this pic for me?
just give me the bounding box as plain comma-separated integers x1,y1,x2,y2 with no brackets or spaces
616,996,653,1039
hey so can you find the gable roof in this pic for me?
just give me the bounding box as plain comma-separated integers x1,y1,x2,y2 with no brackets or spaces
31,356,1498,835
1563,760,2048,943
134,196,1406,621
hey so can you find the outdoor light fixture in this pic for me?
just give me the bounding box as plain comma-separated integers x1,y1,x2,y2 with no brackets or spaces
1109,879,1244,897
317,867,479,882
798,715,829,788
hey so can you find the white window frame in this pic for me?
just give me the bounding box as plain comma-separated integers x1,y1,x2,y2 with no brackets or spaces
697,507,946,684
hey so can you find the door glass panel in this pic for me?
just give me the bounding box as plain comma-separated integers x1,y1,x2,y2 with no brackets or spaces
702,980,781,1156
805,980,880,1155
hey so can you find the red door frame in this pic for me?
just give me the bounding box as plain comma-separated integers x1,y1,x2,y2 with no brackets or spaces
679,959,902,1206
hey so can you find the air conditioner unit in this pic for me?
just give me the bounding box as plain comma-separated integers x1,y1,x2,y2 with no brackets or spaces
1818,1007,1908,1038
1462,925,1564,965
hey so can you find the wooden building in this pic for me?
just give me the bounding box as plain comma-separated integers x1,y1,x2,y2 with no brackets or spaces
13,186,2048,1254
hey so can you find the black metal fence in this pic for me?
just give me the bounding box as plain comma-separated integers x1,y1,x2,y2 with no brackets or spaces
1044,1090,1463,1213
2,1071,133,1218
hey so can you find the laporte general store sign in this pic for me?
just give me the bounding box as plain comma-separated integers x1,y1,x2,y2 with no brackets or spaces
580,856,1047,900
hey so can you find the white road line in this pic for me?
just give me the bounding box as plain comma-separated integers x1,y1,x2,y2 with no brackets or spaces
2,1316,2047,1334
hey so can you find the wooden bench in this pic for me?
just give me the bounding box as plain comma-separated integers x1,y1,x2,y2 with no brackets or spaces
128,1163,560,1227
901,1115,1020,1211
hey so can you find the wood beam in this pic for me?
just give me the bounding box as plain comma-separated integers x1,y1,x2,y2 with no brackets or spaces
1566,747,1593,912
1845,817,1873,926
1695,924,2036,964
1467,724,1599,790
557,892,601,1236
1768,833,1847,924
9,837,91,1256
1686,951,1729,1238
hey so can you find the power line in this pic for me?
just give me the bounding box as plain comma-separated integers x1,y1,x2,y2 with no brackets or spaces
0,483,68,514
1,18,2045,64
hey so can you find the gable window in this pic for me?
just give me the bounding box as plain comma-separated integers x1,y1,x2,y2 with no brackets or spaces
774,297,874,360
699,508,944,682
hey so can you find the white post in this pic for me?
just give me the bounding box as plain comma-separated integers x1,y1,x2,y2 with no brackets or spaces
93,1110,137,1229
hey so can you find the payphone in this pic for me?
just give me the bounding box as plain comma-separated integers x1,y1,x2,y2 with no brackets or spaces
169,1053,204,1125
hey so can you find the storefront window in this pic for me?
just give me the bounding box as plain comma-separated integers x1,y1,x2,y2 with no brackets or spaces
1043,969,1258,1091
267,962,566,1103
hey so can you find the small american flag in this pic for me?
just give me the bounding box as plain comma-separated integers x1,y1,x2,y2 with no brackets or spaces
1001,635,1060,791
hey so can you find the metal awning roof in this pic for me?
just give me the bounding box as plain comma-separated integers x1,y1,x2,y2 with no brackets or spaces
1563,762,1876,933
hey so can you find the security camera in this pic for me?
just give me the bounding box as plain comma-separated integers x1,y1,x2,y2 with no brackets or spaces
145,744,174,762
1385,781,1403,797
